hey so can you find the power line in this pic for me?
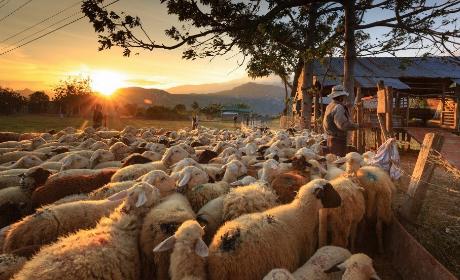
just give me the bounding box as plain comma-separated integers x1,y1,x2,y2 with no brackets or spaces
0,0,82,44
0,10,83,50
0,0,10,9
0,0,34,23
0,0,121,56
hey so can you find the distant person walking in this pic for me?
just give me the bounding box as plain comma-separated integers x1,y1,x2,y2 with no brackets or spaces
246,115,250,126
233,115,238,128
93,103,104,129
322,85,358,157
192,114,198,130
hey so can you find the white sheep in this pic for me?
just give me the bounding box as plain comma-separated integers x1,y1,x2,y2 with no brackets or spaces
172,166,209,193
207,179,342,279
13,182,161,280
153,220,208,280
140,170,176,197
89,149,114,168
0,253,27,280
111,145,189,182
3,198,123,255
324,253,381,280
263,246,352,280
59,154,90,171
221,159,247,183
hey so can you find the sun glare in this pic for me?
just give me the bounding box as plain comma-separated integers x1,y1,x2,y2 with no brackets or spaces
91,71,126,96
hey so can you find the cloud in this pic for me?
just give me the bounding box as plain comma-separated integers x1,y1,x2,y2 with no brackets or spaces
125,78,161,87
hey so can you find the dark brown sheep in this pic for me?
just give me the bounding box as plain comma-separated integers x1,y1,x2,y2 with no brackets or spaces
0,132,20,143
31,169,116,208
121,154,152,167
197,150,218,164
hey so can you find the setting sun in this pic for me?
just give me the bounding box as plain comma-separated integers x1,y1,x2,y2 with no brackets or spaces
91,71,126,96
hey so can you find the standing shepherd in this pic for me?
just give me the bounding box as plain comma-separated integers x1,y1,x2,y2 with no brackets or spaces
322,85,358,157
233,115,238,128
92,103,104,129
192,114,198,130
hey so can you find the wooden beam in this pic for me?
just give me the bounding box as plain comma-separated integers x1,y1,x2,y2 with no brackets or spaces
386,86,393,137
400,133,444,220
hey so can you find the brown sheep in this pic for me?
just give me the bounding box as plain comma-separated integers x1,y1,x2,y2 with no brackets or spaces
31,169,116,208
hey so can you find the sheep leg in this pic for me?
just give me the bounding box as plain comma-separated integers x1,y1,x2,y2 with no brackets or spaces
318,209,328,247
376,218,384,254
349,222,358,252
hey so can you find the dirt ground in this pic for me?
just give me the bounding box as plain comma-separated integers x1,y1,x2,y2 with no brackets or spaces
394,150,460,278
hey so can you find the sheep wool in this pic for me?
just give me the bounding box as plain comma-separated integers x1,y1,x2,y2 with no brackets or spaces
207,179,342,280
88,181,136,200
12,182,161,280
3,199,122,254
139,193,195,280
31,169,117,208
153,220,208,280
222,183,279,221
321,177,365,250
185,181,229,212
0,253,27,280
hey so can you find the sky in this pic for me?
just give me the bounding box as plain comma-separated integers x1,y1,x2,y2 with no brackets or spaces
0,0,456,94
0,0,258,93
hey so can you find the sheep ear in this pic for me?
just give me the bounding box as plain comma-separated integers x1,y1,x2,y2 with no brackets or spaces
178,170,192,187
230,180,241,186
323,261,346,273
153,235,176,252
195,238,209,257
107,190,128,201
370,272,381,280
334,157,346,164
135,191,148,208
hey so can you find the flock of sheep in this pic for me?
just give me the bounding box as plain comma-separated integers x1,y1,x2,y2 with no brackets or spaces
0,125,396,280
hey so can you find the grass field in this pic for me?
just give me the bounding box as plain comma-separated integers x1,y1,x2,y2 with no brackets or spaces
0,114,279,133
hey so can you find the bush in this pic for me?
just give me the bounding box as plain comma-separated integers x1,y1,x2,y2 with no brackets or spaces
145,105,188,120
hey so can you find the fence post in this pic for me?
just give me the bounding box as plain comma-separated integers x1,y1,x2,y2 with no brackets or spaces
400,133,444,221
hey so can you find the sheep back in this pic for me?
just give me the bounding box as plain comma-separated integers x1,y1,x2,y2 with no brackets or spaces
0,187,32,228
88,181,135,200
270,172,310,204
185,181,229,212
222,184,279,221
356,166,395,224
31,169,116,208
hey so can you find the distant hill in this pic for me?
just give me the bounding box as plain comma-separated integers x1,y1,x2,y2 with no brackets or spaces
114,82,285,115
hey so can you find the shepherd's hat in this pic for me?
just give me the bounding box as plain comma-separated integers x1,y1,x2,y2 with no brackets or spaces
327,85,349,99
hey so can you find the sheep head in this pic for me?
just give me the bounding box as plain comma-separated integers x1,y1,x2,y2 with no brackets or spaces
153,220,208,257
296,179,341,209
141,170,175,196
324,253,380,280
19,167,52,192
175,166,209,192
112,182,161,215
162,146,190,167
90,149,115,168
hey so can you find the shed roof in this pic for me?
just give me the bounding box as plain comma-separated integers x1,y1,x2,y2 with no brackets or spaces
313,57,460,89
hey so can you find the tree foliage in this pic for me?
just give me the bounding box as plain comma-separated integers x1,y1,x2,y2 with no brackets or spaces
52,75,95,116
0,88,26,115
28,91,50,113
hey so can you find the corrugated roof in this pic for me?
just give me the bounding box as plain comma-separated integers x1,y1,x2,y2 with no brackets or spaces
313,57,460,88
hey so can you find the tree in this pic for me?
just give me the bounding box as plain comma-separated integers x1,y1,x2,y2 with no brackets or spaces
173,104,186,114
53,75,94,116
201,103,223,118
28,91,50,113
123,103,138,116
191,101,200,112
0,88,26,115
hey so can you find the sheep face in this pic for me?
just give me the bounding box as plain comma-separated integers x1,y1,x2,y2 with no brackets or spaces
19,167,52,192
162,146,189,167
153,220,208,257
335,152,363,173
60,154,90,171
142,170,175,195
121,182,161,214
176,166,209,191
325,253,380,280
297,179,341,209
90,149,115,168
